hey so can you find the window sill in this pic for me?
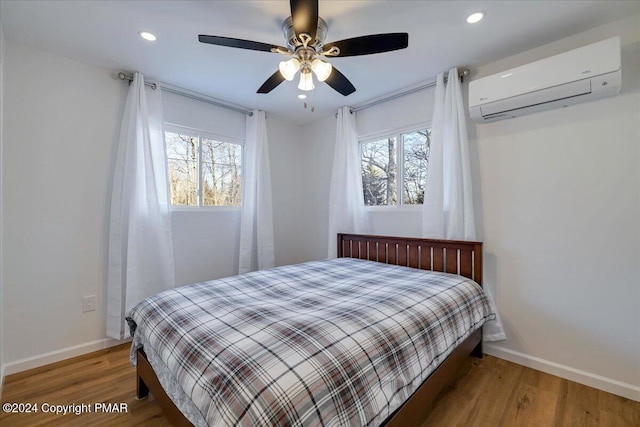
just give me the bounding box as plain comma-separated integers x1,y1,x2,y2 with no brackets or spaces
365,205,423,213
170,206,241,213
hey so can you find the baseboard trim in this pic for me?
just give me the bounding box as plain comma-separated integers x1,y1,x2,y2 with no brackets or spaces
484,343,640,402
1,338,129,376
0,363,5,398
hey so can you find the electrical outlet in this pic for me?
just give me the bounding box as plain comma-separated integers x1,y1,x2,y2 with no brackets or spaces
83,295,96,313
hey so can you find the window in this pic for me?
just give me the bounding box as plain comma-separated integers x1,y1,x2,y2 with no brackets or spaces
165,126,242,207
361,128,431,206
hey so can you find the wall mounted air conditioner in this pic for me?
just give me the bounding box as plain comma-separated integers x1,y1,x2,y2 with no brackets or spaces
469,37,621,123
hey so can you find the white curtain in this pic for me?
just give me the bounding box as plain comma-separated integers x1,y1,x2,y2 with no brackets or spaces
423,69,476,240
327,106,369,258
107,73,175,340
238,110,275,274
423,68,506,341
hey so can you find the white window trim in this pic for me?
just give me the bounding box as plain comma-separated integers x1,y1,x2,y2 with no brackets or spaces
360,122,431,208
164,123,244,210
164,123,245,146
358,121,430,142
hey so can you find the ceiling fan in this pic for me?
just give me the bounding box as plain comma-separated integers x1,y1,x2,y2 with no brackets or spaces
198,0,409,96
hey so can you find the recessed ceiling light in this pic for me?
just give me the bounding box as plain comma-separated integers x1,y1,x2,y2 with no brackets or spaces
298,94,307,99
466,12,485,24
139,31,157,41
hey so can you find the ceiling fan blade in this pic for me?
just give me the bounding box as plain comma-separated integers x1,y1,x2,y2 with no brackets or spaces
290,0,319,41
257,70,286,93
199,35,287,53
324,66,356,96
324,33,409,57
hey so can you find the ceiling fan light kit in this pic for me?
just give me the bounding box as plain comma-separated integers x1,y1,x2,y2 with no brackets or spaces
279,58,301,81
298,70,315,91
278,44,332,87
311,58,332,82
198,0,409,96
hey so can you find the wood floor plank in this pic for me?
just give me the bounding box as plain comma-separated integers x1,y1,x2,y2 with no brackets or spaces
1,345,638,426
459,357,525,426
502,364,561,426
421,357,492,426
598,388,640,426
561,381,602,426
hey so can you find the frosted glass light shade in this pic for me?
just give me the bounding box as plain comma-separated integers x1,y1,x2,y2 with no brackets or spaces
311,59,332,81
298,71,315,91
279,58,301,81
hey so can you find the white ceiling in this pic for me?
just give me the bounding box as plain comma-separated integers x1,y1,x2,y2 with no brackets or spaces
2,1,639,124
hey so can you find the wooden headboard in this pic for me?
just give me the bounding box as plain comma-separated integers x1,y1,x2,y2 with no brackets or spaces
337,233,483,286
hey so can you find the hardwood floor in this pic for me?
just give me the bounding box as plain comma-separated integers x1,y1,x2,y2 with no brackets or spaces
0,344,170,426
1,344,638,426
422,355,639,426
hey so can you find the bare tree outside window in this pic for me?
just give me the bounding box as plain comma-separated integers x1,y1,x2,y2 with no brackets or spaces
166,132,198,206
361,137,397,206
402,129,430,204
361,128,430,206
202,138,242,206
165,129,242,207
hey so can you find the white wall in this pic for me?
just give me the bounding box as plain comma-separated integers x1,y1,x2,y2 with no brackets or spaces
297,114,335,260
298,16,640,399
0,21,6,392
266,115,307,267
0,40,302,373
2,42,128,369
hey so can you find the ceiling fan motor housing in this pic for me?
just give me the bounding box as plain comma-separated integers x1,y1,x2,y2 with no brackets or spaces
282,16,328,51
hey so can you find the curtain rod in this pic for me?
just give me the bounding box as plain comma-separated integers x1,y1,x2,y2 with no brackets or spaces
343,68,470,115
117,72,253,116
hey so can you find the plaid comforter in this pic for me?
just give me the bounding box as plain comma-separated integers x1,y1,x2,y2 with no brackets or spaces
127,258,494,427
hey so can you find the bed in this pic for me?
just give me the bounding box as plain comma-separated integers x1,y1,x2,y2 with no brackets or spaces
128,233,493,426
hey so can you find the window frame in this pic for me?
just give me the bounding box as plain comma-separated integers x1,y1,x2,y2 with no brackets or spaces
359,122,431,210
164,122,244,211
